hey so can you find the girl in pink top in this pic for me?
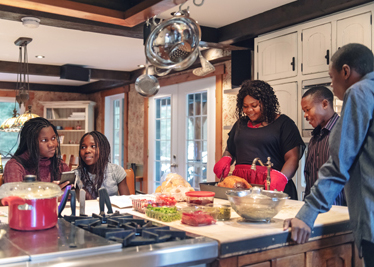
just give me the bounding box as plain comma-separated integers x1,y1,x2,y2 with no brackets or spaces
3,117,70,184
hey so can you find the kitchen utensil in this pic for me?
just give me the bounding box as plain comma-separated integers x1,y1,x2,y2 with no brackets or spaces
79,189,86,216
0,176,63,230
135,63,160,97
99,188,113,214
154,66,171,76
58,185,72,217
70,190,76,216
145,8,201,71
192,48,215,76
226,187,288,222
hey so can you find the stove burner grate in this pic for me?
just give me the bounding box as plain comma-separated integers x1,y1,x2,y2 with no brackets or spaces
70,212,188,247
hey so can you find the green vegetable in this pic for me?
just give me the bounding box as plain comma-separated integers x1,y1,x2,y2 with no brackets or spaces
145,205,181,222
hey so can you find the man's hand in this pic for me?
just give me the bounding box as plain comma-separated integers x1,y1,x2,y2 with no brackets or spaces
283,218,311,244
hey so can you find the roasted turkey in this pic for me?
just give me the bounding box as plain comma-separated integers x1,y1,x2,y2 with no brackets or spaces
217,175,252,189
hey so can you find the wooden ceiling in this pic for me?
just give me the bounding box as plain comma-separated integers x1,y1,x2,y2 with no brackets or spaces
0,0,371,93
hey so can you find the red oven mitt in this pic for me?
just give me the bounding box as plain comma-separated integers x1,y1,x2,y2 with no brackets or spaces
265,170,288,191
213,156,232,178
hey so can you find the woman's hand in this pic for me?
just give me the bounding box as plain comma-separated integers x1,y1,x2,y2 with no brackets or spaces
53,180,70,189
267,170,288,191
213,156,232,179
283,218,311,244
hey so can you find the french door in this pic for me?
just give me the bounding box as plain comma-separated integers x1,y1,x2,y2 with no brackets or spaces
104,93,124,167
148,77,216,192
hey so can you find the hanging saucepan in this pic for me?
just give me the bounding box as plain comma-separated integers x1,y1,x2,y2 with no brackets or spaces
135,63,160,97
0,175,63,231
145,8,201,71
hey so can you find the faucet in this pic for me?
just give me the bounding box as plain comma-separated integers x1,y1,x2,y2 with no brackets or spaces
266,157,273,190
251,157,264,171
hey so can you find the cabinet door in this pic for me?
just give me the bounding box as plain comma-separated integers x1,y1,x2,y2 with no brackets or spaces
337,12,372,50
306,243,352,267
258,33,298,81
271,82,298,125
302,23,332,75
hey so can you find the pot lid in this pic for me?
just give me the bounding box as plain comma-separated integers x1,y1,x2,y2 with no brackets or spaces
0,179,63,199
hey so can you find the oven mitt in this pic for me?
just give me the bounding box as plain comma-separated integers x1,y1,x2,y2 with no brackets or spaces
265,170,288,191
213,156,232,178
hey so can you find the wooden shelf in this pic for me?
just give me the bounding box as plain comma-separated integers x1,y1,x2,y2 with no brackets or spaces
61,144,79,146
48,119,85,121
57,130,85,132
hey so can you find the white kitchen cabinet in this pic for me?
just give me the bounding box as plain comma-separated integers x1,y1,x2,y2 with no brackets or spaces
302,23,332,75
337,12,372,49
271,82,298,124
40,101,96,157
257,32,298,81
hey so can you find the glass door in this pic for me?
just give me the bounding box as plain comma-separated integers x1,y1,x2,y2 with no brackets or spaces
105,93,124,166
148,77,216,192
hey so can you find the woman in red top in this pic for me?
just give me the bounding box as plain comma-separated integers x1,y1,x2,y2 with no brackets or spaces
3,117,70,185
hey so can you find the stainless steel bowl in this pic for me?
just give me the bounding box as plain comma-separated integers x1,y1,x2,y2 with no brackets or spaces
145,9,201,71
226,187,289,222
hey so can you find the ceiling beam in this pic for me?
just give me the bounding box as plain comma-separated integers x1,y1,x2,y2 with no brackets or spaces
0,0,186,27
0,61,131,81
78,80,127,94
0,80,128,94
219,0,373,44
0,81,80,93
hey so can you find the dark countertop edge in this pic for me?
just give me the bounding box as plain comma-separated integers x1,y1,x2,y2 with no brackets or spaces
219,220,351,257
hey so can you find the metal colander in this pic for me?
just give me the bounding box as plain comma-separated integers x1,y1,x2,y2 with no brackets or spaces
145,9,201,71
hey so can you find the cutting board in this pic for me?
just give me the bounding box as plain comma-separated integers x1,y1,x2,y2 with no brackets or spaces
125,199,350,245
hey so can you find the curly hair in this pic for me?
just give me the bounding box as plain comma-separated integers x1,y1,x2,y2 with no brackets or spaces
77,131,111,199
236,80,280,124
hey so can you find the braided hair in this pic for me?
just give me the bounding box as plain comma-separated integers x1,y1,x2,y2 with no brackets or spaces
236,80,280,125
13,117,62,181
77,131,111,199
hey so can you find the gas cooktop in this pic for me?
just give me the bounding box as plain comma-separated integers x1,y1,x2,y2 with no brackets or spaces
0,188,218,267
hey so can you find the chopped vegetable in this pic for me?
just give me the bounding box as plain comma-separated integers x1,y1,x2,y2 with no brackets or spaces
145,205,181,222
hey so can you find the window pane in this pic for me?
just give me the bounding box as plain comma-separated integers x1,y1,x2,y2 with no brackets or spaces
0,102,19,156
202,92,207,115
194,117,201,140
195,93,201,116
156,120,160,139
185,92,207,189
156,99,161,119
154,97,171,190
187,117,194,140
188,94,194,116
202,117,207,140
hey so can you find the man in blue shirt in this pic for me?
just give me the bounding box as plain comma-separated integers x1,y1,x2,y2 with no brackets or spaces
284,43,374,266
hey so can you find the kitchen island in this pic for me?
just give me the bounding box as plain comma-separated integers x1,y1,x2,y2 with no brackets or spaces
0,198,362,267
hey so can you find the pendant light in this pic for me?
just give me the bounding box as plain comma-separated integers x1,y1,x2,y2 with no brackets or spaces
0,37,39,132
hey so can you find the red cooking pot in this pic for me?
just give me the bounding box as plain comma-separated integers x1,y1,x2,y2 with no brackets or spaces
0,175,63,231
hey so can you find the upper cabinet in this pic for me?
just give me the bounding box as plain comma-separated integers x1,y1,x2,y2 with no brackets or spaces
255,3,373,82
272,82,298,124
302,23,332,75
337,12,372,49
257,32,298,81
